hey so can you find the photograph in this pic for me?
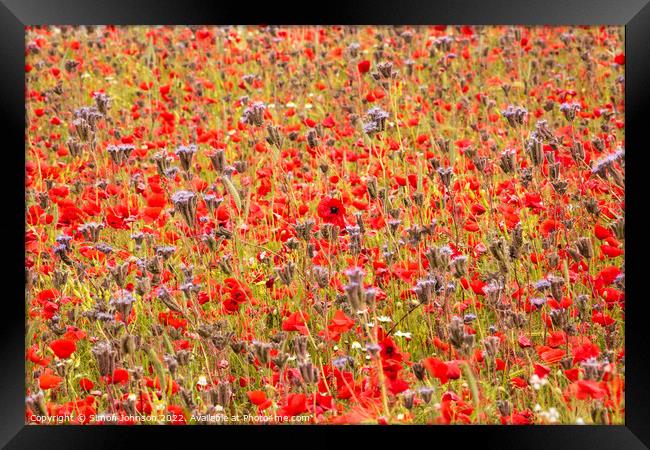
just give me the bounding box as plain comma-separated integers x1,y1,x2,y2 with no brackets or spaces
1,0,648,447
23,24,626,426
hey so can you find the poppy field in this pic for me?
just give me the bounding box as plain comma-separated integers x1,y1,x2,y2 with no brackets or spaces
25,25,625,425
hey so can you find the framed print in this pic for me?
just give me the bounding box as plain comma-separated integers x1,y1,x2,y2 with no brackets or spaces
2,0,649,448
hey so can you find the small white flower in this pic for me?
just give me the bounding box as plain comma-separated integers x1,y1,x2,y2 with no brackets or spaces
394,331,412,339
286,102,296,108
376,316,392,323
529,374,547,389
397,413,405,420
305,103,313,109
128,393,137,402
214,404,224,412
576,417,585,425
333,345,339,351
351,341,362,350
197,375,208,386
534,403,542,412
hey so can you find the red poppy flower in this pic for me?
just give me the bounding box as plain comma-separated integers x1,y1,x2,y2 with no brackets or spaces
327,310,355,339
111,368,129,384
317,197,346,227
357,60,371,74
281,311,310,334
247,390,273,411
247,390,267,405
278,393,308,417
423,357,461,384
49,338,77,359
79,378,94,391
39,369,62,390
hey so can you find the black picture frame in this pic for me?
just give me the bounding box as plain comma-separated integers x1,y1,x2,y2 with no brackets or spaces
2,1,648,448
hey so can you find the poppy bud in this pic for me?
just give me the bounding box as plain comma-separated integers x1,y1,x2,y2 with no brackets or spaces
52,268,69,290
252,340,272,365
412,361,426,381
401,390,415,410
153,151,173,178
171,190,198,229
418,387,434,404
111,290,136,319
274,261,294,286
79,222,104,243
499,149,516,174
320,223,339,242
366,176,379,200
67,138,84,158
92,341,117,377
560,101,581,121
298,359,319,384
216,381,233,407
610,217,624,241
437,166,454,189
107,144,134,165
175,144,196,174
501,105,528,127
93,92,110,115
450,255,468,278
121,334,136,356
294,219,315,241
526,136,543,166
575,237,594,259
109,261,129,288
157,286,182,313
497,400,512,417
240,101,266,127
265,125,283,149
483,336,501,359
413,277,437,305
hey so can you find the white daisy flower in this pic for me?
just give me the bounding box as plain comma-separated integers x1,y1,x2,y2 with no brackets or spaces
394,330,412,339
